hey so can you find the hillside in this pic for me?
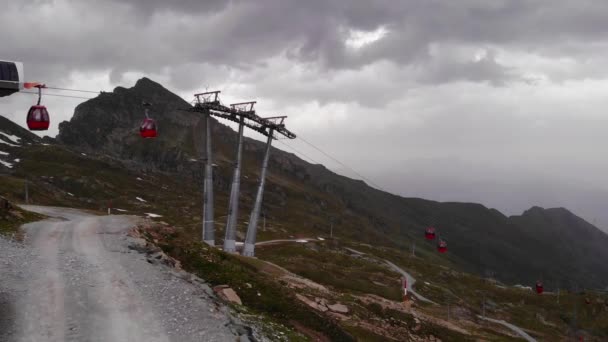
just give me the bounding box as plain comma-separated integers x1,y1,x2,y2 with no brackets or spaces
2,108,608,340
51,77,608,291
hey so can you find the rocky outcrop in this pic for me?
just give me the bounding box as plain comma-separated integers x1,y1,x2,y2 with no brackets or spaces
327,303,349,314
295,294,328,312
127,224,182,269
57,78,232,173
213,285,243,305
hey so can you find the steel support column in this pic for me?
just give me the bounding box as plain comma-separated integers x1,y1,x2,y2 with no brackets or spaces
223,116,245,253
202,113,215,246
243,129,274,257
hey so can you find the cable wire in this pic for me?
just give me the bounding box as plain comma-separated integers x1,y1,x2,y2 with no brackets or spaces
296,135,385,191
45,86,101,94
275,139,323,165
18,91,94,100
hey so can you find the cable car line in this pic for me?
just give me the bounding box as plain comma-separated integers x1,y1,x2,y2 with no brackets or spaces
139,102,157,138
276,139,323,165
25,85,50,131
296,135,385,191
19,91,94,100
45,86,101,94
13,77,382,193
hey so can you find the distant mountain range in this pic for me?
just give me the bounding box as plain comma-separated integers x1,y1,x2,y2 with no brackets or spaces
3,77,607,290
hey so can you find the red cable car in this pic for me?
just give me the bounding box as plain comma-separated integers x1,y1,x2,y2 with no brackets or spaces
437,239,447,253
140,118,157,138
139,102,157,138
26,85,50,131
535,281,543,294
425,226,436,240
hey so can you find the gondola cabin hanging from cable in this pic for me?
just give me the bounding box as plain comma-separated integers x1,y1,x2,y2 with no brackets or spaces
26,85,50,131
139,102,157,138
535,281,543,294
425,226,436,240
140,118,157,138
437,239,447,253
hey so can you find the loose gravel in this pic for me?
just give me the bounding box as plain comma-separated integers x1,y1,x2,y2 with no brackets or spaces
0,206,259,342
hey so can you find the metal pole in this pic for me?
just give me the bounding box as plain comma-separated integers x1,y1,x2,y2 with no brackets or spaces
330,221,333,238
263,214,266,232
202,113,215,246
573,284,578,340
24,179,29,204
243,129,274,257
223,116,245,253
412,241,416,257
448,302,451,321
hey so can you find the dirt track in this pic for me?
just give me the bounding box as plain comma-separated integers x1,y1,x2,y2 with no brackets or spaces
0,206,248,342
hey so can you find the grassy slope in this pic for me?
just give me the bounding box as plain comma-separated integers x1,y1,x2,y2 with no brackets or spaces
4,143,608,340
346,242,608,341
0,202,45,236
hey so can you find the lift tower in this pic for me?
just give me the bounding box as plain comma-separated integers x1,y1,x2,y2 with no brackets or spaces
224,101,256,253
188,91,296,254
193,91,221,246
242,116,294,257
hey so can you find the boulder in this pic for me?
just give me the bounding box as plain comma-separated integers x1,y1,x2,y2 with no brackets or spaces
213,285,242,305
146,251,181,269
296,294,328,312
327,303,349,314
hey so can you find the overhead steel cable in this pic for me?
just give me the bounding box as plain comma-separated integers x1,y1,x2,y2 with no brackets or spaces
45,86,102,94
296,135,386,191
275,139,323,165
18,91,94,100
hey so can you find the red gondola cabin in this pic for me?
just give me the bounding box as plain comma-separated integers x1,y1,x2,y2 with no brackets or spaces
139,118,157,138
535,281,543,294
26,105,50,131
425,226,436,240
437,239,447,253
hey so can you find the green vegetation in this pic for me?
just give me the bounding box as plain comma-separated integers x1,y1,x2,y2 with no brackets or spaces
0,205,44,237
143,225,355,341
342,325,391,342
343,242,608,340
1,110,606,340
256,242,403,301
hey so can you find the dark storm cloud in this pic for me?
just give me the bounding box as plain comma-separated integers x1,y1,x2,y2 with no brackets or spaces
6,0,608,88
4,0,608,232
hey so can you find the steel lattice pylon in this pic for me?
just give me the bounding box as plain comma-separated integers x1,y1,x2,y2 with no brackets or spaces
186,91,295,255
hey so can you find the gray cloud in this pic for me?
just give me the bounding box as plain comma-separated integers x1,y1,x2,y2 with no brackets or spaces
7,0,608,85
3,0,608,231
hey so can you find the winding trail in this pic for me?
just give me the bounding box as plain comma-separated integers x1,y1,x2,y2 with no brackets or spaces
255,238,315,246
478,316,537,342
383,260,437,305
342,246,437,304
347,247,537,341
1,206,245,342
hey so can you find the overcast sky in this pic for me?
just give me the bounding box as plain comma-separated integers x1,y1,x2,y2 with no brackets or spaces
2,0,608,231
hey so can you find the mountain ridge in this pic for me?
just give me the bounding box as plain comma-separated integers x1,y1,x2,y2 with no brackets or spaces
10,77,605,290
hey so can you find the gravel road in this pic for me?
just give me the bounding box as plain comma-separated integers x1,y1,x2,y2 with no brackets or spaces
384,260,437,305
0,206,251,342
